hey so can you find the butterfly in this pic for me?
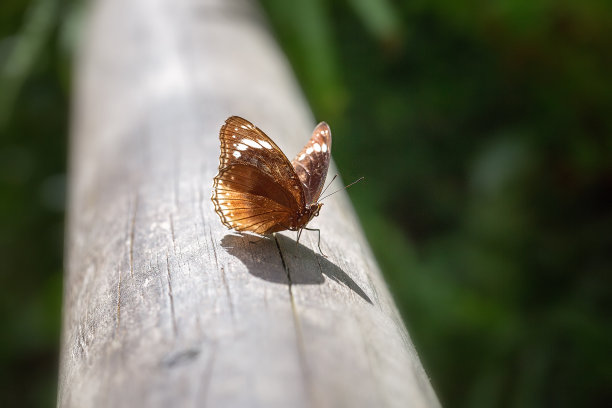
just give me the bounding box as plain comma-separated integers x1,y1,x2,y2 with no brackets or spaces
211,116,332,251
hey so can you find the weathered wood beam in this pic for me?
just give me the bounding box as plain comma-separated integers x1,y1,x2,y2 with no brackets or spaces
58,0,440,406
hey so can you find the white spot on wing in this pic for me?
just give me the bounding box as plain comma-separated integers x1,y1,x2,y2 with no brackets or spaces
259,139,272,149
233,151,241,158
236,143,248,151
306,147,313,154
242,139,262,149
313,143,321,152
322,143,328,152
299,154,306,160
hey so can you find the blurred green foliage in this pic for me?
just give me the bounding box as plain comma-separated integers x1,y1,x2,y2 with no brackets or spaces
1,0,611,407
262,0,612,406
1,0,72,406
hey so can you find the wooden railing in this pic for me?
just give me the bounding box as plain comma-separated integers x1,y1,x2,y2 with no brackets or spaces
58,0,440,406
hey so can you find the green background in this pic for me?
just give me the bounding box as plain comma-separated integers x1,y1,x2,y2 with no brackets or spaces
1,0,611,406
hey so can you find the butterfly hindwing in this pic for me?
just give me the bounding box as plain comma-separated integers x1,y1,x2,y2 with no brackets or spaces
212,166,293,234
291,122,332,204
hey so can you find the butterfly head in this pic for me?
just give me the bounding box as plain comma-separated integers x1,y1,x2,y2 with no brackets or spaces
311,202,323,218
306,202,323,224
291,202,323,230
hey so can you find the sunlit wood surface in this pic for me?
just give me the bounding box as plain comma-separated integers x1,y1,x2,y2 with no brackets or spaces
58,0,440,406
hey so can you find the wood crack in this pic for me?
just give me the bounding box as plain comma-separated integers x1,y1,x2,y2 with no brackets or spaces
200,193,213,262
129,193,139,279
274,235,312,405
220,266,235,322
165,252,178,336
116,268,122,330
169,213,188,274
208,226,219,270
169,213,178,256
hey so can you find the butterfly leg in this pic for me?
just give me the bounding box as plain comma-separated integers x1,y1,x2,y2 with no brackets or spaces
296,228,303,248
303,227,326,257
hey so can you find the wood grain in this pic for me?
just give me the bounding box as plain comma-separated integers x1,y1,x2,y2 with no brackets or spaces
58,0,440,406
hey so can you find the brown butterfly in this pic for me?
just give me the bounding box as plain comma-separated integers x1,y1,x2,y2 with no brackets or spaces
212,116,332,251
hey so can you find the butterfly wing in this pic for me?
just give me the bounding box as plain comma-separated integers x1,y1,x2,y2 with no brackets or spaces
291,122,332,204
212,116,305,234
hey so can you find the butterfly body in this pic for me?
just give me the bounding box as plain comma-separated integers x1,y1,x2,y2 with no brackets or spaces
212,116,331,237
290,202,323,231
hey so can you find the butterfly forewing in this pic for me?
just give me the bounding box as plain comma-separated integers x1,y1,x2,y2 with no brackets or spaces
217,116,305,207
291,122,332,204
212,116,305,234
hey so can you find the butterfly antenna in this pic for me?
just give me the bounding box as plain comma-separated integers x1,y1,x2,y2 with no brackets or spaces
320,176,364,201
319,174,338,197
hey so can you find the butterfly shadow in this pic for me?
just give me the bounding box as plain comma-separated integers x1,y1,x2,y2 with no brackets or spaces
220,234,372,304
